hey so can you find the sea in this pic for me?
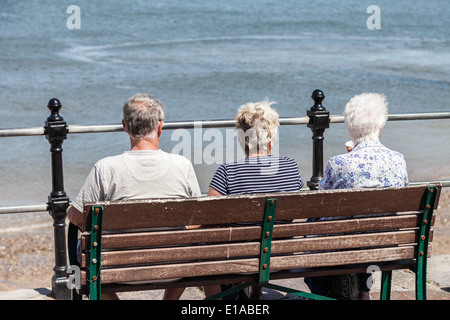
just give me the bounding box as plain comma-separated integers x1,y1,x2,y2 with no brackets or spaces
0,0,449,230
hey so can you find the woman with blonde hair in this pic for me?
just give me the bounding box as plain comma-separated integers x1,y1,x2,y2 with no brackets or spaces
208,99,303,197
206,99,304,299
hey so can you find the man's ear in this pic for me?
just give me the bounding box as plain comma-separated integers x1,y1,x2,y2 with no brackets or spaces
122,119,127,132
157,120,164,137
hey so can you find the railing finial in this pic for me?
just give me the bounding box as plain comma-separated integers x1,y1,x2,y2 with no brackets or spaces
310,89,326,112
47,98,63,122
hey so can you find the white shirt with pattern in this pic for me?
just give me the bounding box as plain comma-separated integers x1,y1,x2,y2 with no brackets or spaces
319,140,408,190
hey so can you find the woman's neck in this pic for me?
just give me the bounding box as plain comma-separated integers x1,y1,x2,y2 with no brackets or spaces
247,152,271,158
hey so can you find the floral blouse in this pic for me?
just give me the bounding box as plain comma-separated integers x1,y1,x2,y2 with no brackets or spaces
319,140,408,190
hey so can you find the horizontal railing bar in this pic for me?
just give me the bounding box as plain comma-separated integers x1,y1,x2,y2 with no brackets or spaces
0,179,448,214
1,112,449,137
330,112,450,124
410,180,450,188
0,203,48,214
68,124,123,134
66,112,450,132
69,117,310,133
0,126,46,137
68,118,310,134
388,112,450,121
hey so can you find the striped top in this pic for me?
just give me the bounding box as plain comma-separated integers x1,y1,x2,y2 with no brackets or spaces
209,156,304,195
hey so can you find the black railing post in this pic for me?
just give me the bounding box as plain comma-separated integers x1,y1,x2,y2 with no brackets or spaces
45,98,71,300
307,89,330,190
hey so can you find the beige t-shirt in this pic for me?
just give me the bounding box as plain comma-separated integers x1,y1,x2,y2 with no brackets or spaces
72,149,201,212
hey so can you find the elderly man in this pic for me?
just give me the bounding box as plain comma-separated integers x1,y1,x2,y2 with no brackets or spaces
67,94,201,299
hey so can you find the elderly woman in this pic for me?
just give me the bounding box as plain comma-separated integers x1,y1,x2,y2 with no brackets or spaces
206,99,304,299
306,93,409,300
320,93,408,190
208,99,303,197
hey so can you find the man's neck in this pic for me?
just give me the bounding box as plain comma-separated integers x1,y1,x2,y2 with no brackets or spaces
130,138,159,151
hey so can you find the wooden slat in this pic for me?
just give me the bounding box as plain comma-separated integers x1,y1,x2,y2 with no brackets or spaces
81,229,430,268
277,213,432,238
271,229,429,254
80,212,431,250
270,246,417,271
83,258,259,284
93,260,417,293
81,246,417,284
84,241,260,268
81,226,262,250
82,185,441,231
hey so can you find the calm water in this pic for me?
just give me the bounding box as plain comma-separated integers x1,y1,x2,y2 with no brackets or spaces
0,0,449,213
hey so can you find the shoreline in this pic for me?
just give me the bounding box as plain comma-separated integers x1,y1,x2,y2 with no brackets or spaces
0,188,449,297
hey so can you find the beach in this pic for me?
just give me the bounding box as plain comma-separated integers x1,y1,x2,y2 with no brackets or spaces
0,188,449,300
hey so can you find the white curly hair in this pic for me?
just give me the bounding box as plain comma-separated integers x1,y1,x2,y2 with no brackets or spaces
344,93,388,144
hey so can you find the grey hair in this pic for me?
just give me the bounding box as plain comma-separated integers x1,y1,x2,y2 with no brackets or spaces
235,99,279,156
123,94,165,140
343,93,388,144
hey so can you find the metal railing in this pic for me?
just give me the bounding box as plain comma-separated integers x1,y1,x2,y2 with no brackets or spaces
1,89,449,299
2,112,450,137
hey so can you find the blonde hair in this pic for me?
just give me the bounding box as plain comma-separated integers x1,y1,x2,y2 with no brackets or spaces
235,99,279,156
344,93,388,144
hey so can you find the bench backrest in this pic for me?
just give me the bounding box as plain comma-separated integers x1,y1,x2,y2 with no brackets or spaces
78,184,441,294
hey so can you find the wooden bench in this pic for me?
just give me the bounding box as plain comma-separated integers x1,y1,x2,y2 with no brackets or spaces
67,184,441,300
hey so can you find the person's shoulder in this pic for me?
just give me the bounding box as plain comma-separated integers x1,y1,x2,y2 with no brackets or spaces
321,153,348,172
267,156,300,169
386,147,405,157
380,144,406,160
163,151,194,166
212,160,235,174
328,152,347,163
94,153,126,168
220,158,246,167
390,149,405,160
276,155,298,164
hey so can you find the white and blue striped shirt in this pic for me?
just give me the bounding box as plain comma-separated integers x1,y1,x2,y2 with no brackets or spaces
209,156,303,195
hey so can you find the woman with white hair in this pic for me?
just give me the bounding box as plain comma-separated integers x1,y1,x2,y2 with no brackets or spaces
320,93,408,190
306,93,409,300
206,99,304,299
